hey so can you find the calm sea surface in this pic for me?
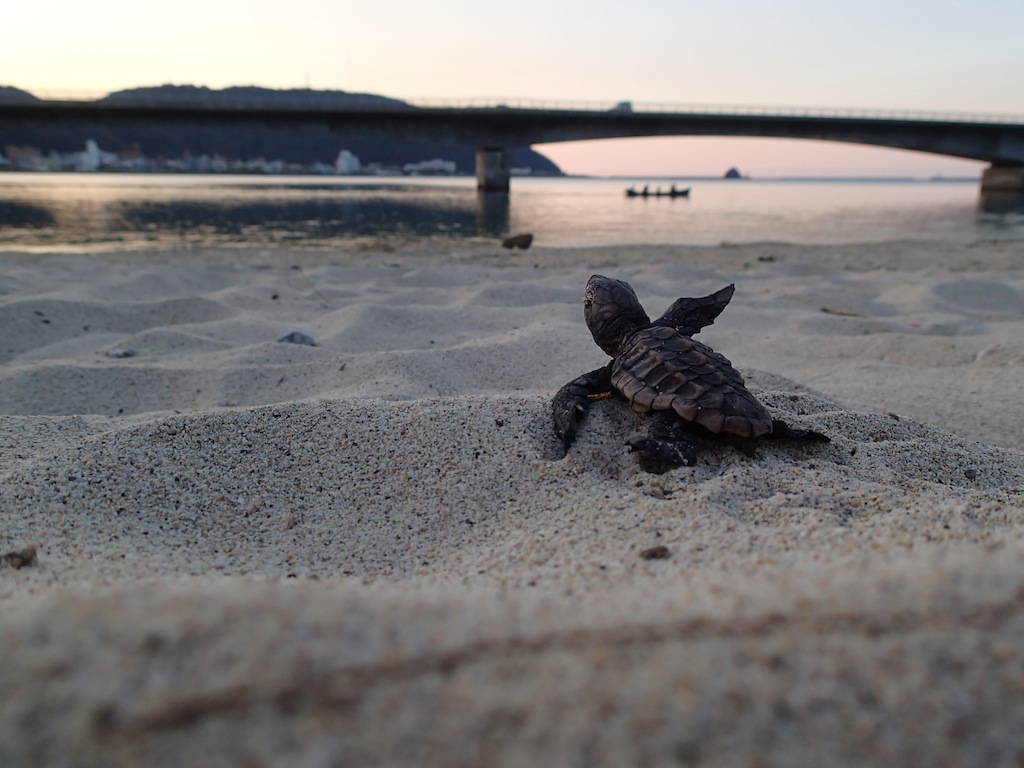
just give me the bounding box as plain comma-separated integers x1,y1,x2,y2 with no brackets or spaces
1,173,1022,251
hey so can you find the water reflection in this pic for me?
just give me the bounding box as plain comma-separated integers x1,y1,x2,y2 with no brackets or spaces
0,179,500,247
476,191,510,237
116,198,481,240
0,201,55,227
978,191,1024,216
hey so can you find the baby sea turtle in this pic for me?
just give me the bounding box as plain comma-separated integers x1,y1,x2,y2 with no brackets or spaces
552,275,828,471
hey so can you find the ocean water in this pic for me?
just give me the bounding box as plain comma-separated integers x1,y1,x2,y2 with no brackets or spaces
0,172,1021,251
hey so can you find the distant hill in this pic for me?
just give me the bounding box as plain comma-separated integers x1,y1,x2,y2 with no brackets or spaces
0,84,563,175
99,85,407,109
0,86,39,104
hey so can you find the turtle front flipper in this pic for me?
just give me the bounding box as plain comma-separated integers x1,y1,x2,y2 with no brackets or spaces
552,364,613,451
652,284,735,336
626,411,697,473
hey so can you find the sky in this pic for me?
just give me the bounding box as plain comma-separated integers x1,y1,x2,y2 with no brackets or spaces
5,0,1024,177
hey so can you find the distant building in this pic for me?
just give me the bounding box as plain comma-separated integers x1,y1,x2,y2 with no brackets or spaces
4,145,49,171
402,158,456,176
362,163,401,176
76,140,117,172
334,149,361,174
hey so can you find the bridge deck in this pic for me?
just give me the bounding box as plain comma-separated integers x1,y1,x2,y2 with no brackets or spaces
4,95,1024,189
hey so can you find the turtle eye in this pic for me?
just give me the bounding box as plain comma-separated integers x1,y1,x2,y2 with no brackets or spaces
583,299,593,309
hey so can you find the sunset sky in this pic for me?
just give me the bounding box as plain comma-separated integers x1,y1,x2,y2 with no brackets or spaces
5,0,1023,177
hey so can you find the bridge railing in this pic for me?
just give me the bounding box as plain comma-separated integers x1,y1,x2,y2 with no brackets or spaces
406,96,1024,125
21,89,1024,125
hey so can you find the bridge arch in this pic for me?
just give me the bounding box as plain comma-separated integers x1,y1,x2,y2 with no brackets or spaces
448,107,1024,190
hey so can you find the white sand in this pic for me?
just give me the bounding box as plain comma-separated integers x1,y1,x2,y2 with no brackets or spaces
2,239,1024,766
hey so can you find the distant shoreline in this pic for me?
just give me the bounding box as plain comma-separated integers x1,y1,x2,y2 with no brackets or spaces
577,174,980,183
0,170,980,182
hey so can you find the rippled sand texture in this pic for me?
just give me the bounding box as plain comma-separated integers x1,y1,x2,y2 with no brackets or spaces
2,240,1024,766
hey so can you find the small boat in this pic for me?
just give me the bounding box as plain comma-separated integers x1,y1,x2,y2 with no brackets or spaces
625,185,690,199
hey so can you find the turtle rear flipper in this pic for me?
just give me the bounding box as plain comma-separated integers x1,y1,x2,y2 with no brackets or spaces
766,419,830,443
627,436,697,473
627,411,697,473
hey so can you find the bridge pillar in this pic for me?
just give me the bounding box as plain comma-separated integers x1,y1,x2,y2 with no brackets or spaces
979,164,1024,214
476,146,510,191
981,164,1024,192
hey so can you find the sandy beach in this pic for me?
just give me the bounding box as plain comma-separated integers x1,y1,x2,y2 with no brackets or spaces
3,237,1024,766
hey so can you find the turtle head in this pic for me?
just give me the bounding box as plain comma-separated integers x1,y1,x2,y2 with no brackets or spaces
583,275,651,356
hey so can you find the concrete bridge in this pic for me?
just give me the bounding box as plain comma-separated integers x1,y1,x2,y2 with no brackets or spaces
4,95,1024,192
